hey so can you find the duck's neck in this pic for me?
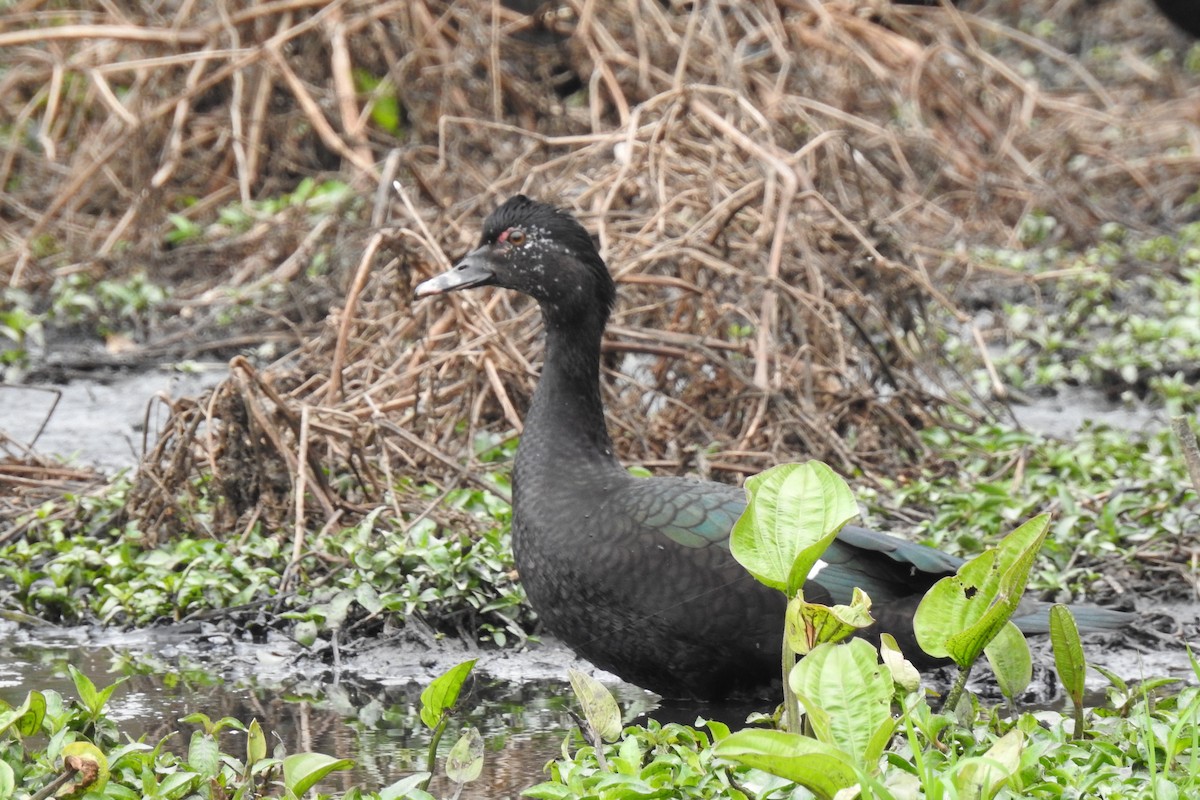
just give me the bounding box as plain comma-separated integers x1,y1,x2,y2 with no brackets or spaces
517,311,620,478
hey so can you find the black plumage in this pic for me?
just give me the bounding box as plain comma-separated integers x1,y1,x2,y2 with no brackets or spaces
416,195,1130,700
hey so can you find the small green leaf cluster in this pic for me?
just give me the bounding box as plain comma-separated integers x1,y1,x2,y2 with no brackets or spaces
534,668,1200,800
310,487,528,647
527,720,758,800
1,471,528,645
352,69,405,136
1,660,503,800
0,666,379,799
169,178,356,244
861,420,1191,593
0,481,281,626
0,291,44,372
965,224,1200,410
48,271,169,335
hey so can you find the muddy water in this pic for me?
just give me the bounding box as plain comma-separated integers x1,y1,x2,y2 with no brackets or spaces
4,617,1199,797
1,368,224,470
0,624,638,798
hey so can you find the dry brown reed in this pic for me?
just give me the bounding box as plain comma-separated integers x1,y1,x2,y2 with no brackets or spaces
1,0,1196,538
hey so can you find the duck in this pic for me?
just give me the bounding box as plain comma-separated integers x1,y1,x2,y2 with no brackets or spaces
415,195,1131,700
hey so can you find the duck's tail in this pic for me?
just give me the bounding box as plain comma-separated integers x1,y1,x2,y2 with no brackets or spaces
1012,602,1134,635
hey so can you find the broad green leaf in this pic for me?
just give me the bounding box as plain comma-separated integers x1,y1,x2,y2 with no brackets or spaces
61,741,110,794
188,731,221,778
181,713,243,736
158,771,200,797
567,668,622,742
181,712,212,731
0,690,45,738
19,691,45,736
786,587,874,654
419,659,477,730
0,761,12,800
1154,775,1181,800
1050,604,1086,706
914,514,1050,666
984,622,1032,702
445,726,484,784
953,729,1023,800
730,462,858,595
283,752,355,796
713,729,859,799
705,719,732,740
789,639,894,767
879,634,921,694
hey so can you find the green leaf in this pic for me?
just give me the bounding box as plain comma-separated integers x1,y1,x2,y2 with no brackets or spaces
879,634,921,694
913,514,1050,667
567,668,622,743
419,659,477,730
380,773,435,800
20,691,46,736
188,731,221,778
0,690,45,738
1050,604,1088,737
730,461,858,596
984,622,1032,702
714,729,859,799
283,752,355,796
952,729,1023,800
246,719,267,767
158,771,200,797
68,666,98,714
788,638,895,767
785,587,874,654
1050,604,1086,705
293,620,319,647
61,741,110,794
523,782,574,800
356,583,383,614
445,726,484,784
705,719,732,741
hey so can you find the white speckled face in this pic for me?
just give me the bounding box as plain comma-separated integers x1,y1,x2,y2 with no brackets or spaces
424,194,616,322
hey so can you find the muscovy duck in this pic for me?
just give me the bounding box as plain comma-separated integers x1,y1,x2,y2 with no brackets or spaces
415,195,1131,700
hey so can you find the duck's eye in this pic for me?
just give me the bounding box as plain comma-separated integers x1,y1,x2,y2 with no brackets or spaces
506,228,527,246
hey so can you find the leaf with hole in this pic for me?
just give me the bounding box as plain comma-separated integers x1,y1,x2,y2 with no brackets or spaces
914,514,1050,667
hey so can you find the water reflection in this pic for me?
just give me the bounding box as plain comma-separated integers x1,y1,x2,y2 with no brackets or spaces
0,628,773,798
0,637,577,797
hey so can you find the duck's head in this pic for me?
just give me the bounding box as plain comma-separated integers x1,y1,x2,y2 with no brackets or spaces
415,195,615,326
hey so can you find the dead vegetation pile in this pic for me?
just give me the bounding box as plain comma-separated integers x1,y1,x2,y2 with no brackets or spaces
1,0,1197,538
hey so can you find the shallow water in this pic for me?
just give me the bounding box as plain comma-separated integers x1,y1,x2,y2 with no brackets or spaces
0,624,604,798
0,367,224,471
3,615,1198,797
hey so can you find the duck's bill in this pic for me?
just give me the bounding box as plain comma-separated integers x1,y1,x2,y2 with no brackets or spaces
414,250,494,297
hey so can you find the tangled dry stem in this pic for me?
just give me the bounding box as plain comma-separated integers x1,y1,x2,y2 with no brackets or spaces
1,0,1196,540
